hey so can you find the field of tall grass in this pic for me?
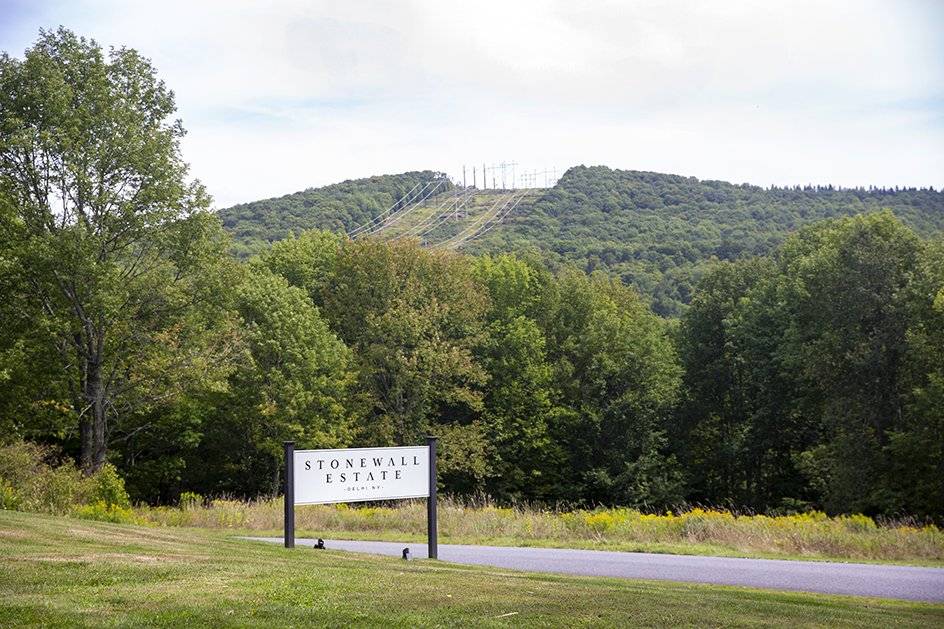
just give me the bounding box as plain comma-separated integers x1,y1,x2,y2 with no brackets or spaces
134,496,944,565
3,441,941,565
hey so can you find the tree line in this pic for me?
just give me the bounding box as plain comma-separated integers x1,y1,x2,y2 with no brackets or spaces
1,29,941,518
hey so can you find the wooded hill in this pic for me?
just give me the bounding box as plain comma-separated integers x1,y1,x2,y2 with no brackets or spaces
219,166,944,315
220,171,451,258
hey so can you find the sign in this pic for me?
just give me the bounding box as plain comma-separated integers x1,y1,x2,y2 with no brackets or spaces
293,445,430,504
282,438,439,559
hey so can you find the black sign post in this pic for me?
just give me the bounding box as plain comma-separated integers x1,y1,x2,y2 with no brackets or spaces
284,440,295,548
426,435,438,559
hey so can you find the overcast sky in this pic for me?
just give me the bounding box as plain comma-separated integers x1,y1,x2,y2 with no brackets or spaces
1,0,942,207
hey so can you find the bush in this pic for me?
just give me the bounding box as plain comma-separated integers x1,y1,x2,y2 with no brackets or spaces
0,478,20,510
0,441,48,488
179,491,204,510
0,440,133,516
91,464,131,509
73,501,138,524
25,464,90,515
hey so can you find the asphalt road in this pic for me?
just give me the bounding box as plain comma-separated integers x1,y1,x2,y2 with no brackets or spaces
243,537,944,603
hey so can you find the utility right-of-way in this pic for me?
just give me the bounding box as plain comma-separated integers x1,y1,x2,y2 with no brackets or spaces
243,537,944,603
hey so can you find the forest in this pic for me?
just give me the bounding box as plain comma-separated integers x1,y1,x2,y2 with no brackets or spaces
220,165,944,316
2,29,942,520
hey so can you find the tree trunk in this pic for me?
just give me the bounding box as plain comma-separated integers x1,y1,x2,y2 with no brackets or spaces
80,353,108,475
79,415,94,473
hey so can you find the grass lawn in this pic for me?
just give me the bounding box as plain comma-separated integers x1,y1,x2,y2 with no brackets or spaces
1,511,942,627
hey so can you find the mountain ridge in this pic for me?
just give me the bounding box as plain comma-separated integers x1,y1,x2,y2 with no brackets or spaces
218,165,944,315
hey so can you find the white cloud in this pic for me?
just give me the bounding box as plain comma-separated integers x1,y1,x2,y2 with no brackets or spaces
1,0,941,206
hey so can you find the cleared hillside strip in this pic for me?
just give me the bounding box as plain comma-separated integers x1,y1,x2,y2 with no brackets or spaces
346,179,425,237
395,188,477,241
431,190,520,249
353,177,447,239
453,189,531,249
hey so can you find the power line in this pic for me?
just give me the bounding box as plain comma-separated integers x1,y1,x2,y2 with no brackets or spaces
354,177,447,239
455,190,528,248
394,188,475,241
427,191,510,249
415,189,474,237
414,189,476,241
356,178,445,239
452,189,528,249
432,190,517,249
347,179,428,237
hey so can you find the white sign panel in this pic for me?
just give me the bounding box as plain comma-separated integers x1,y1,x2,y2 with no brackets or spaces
293,445,430,505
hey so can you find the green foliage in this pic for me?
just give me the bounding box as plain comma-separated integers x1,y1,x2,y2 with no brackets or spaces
219,165,944,316
72,500,137,524
322,239,488,446
465,166,944,315
436,421,492,493
187,265,355,496
90,463,131,509
543,271,683,506
0,478,20,510
2,28,942,518
179,491,204,510
219,171,452,257
0,441,132,520
0,441,90,514
884,237,944,515
257,229,343,303
0,28,237,473
676,213,944,517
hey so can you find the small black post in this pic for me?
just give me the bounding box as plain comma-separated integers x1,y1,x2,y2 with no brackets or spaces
284,441,295,548
426,435,438,559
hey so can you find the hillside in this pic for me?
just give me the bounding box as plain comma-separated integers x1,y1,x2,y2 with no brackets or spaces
218,166,944,315
219,170,451,257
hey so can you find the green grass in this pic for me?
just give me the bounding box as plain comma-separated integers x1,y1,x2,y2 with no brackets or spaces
1,511,942,627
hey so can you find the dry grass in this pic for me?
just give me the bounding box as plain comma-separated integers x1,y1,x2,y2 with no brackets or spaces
132,498,944,565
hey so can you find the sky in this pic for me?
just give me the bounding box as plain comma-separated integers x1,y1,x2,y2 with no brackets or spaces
1,0,942,208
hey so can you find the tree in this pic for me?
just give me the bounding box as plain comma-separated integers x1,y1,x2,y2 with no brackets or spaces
544,270,683,506
883,237,944,516
188,266,354,496
0,28,232,473
675,259,770,505
257,229,342,306
473,255,565,500
321,239,487,450
675,213,940,514
775,213,921,513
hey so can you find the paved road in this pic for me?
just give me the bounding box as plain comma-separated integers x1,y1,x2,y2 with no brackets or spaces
243,537,944,602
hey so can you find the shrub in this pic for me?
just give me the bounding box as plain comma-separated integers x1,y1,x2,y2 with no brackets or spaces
73,500,138,524
0,440,133,516
0,478,20,510
90,464,131,509
22,462,91,515
179,491,204,510
0,441,48,488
